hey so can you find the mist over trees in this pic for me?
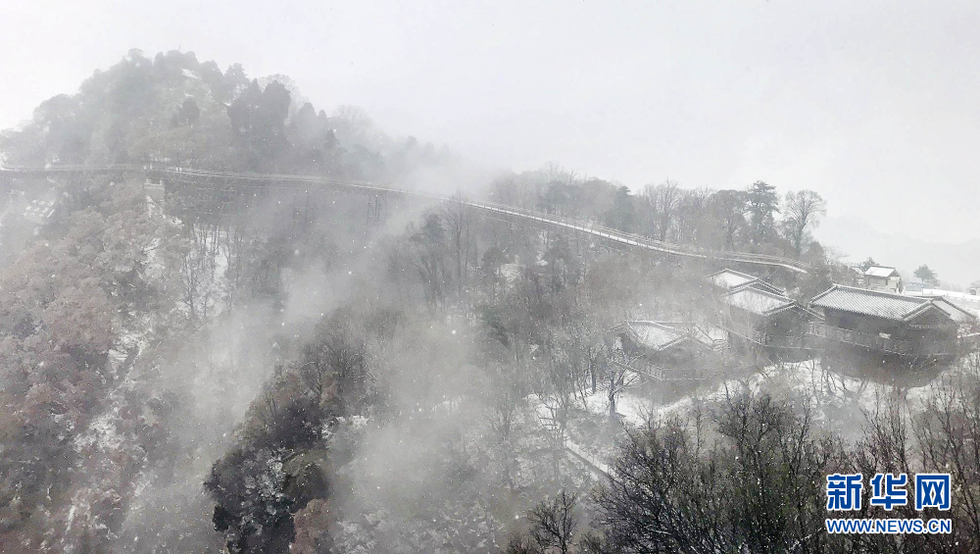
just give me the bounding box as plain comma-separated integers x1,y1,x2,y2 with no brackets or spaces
0,48,977,554
2,49,455,181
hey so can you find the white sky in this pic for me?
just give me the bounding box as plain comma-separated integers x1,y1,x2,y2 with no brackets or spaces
2,0,978,243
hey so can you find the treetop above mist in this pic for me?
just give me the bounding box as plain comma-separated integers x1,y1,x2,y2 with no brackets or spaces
1,48,454,180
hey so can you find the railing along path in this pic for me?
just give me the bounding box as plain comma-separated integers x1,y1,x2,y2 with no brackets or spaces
1,164,810,273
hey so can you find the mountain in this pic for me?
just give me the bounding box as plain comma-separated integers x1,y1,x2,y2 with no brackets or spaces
0,49,460,184
816,215,980,288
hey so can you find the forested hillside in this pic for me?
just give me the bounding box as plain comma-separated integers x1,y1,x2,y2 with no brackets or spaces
1,50,978,554
0,49,457,179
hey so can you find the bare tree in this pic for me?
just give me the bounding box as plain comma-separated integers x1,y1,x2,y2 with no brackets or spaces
484,361,524,440
655,180,683,242
541,349,576,449
409,213,450,309
332,104,373,131
709,189,747,251
596,417,730,554
529,491,579,554
595,392,847,554
641,180,683,242
569,321,609,397
782,190,827,256
913,375,980,552
676,187,712,246
605,342,638,419
298,314,370,415
331,104,376,146
443,193,472,296
544,161,579,186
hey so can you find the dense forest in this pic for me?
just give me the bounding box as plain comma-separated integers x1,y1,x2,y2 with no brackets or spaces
1,50,978,554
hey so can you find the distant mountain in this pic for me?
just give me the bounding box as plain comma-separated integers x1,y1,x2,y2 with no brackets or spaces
815,215,980,288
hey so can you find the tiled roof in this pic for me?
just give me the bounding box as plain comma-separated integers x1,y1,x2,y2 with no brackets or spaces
926,297,978,324
706,268,785,295
688,325,728,349
914,290,980,318
625,321,687,351
721,287,796,316
707,269,757,289
731,280,786,295
622,321,716,352
864,266,899,278
810,285,949,322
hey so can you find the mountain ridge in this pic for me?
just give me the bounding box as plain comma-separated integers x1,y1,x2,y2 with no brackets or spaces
816,214,980,287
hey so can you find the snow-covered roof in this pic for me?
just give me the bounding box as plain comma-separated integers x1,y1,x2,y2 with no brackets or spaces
721,287,796,316
918,288,980,302
921,297,978,324
706,268,785,295
620,321,715,352
625,321,687,351
914,290,980,318
810,285,970,322
707,268,757,289
864,266,899,278
688,325,728,349
733,280,786,295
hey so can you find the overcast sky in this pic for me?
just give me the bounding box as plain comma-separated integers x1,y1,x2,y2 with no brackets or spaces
2,1,978,243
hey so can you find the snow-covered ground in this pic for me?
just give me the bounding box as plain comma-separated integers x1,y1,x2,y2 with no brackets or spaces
582,388,654,428
527,394,614,478
559,357,972,480
601,360,951,428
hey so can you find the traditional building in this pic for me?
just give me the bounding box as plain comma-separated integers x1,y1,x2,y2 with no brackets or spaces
808,285,976,362
706,268,785,295
849,266,867,287
864,266,903,293
910,289,980,320
610,321,721,381
717,286,813,355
